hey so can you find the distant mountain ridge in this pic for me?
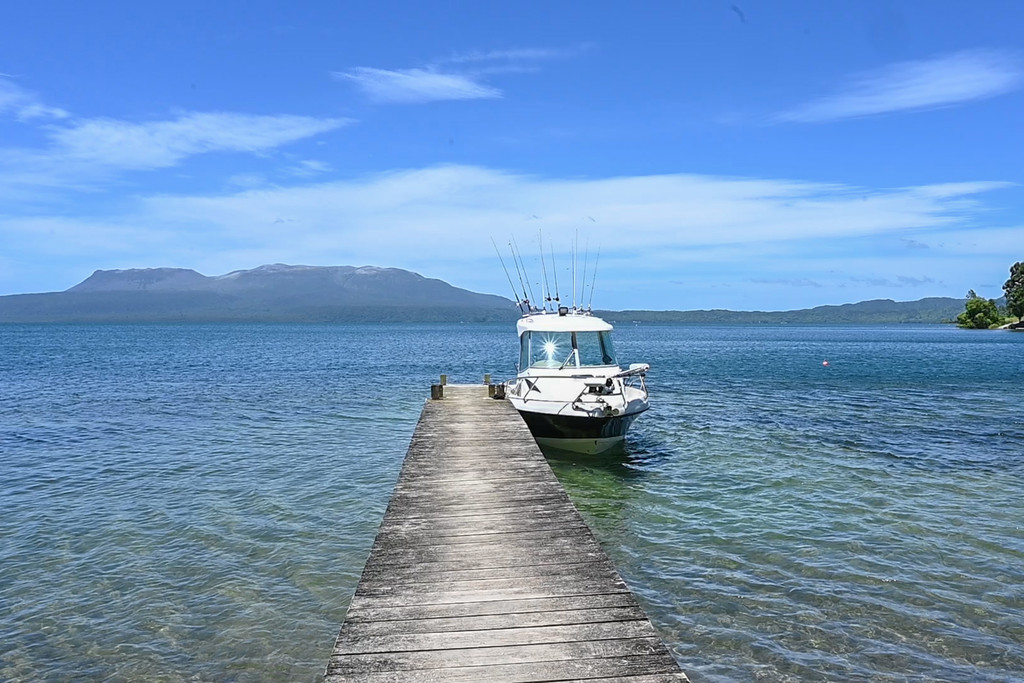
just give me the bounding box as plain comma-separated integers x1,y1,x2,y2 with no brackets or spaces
0,263,968,323
600,296,966,325
1,264,517,322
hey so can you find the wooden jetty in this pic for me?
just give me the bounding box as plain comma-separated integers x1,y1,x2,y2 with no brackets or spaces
325,384,688,683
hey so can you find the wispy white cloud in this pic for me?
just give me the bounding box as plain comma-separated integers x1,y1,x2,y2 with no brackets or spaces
285,159,332,177
49,112,349,171
336,46,577,104
0,77,69,121
778,49,1023,122
438,46,591,75
226,173,270,188
0,111,350,196
441,48,571,64
750,278,824,288
845,275,938,288
334,67,501,104
1,75,349,192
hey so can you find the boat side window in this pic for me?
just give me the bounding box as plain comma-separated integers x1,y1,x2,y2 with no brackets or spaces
527,331,574,368
599,331,617,365
576,331,617,366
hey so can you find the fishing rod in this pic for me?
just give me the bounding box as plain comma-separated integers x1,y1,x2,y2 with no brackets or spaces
571,229,578,310
492,237,526,313
510,235,536,307
579,238,589,310
549,241,560,306
506,240,530,308
538,229,552,310
588,245,601,310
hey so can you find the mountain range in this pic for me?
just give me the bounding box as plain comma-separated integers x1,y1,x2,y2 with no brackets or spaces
0,264,968,324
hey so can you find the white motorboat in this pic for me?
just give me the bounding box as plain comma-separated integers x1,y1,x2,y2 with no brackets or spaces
505,305,649,454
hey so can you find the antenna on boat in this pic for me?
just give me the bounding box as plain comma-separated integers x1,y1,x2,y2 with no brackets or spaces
510,236,536,310
588,245,601,311
492,237,527,313
538,229,552,311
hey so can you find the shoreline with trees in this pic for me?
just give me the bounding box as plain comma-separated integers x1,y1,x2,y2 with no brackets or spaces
957,261,1024,330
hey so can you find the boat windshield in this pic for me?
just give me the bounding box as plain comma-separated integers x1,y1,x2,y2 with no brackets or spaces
520,331,617,369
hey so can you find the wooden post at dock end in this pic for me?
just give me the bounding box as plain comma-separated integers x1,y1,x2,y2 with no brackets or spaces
439,374,447,386
483,373,491,385
430,384,444,400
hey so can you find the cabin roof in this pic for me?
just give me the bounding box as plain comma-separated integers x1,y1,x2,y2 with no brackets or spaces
516,311,613,336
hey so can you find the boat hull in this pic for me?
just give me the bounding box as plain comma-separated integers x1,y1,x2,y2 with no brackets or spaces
515,408,644,454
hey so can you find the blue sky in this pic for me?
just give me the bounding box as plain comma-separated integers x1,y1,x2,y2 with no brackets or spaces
1,0,1021,310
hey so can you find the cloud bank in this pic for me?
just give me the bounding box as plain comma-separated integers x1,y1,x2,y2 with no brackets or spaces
3,164,1012,307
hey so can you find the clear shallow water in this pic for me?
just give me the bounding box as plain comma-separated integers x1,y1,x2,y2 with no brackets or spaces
1,323,1022,682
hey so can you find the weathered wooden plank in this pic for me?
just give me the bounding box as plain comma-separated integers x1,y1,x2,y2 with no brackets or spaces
387,500,576,520
354,572,629,601
359,536,608,569
378,504,581,527
357,558,623,586
330,637,669,672
360,558,621,585
333,620,662,655
342,592,641,624
369,526,595,551
361,539,608,571
340,605,649,637
395,470,554,486
325,653,684,683
390,479,566,497
325,385,688,682
375,510,588,536
351,578,630,606
369,529,593,552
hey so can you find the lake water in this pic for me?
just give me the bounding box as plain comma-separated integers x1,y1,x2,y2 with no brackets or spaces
1,323,1022,682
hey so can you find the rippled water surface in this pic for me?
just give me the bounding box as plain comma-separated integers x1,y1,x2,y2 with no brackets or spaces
2,323,1022,682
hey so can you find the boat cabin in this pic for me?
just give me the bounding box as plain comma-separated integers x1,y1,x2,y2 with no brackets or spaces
516,312,618,371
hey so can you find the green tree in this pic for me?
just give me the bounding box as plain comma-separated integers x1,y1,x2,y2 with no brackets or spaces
1003,261,1024,321
957,290,1002,329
